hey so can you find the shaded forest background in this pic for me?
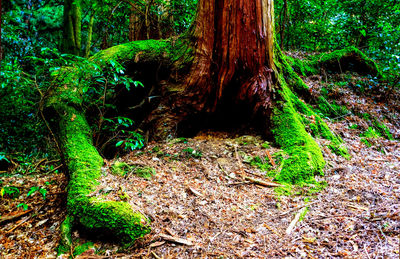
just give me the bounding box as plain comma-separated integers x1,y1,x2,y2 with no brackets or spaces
0,0,399,166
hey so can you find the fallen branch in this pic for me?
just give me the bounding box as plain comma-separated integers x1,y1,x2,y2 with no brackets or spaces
159,233,194,246
286,207,307,235
0,209,33,224
243,176,282,187
6,216,31,233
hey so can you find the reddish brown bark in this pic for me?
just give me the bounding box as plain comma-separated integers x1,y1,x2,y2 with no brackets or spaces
187,0,275,114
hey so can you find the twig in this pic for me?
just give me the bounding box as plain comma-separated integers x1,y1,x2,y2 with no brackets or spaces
47,164,63,174
187,186,203,197
234,146,244,175
243,176,282,187
149,241,165,248
0,209,33,224
159,233,193,246
265,150,276,167
227,181,251,186
286,207,307,235
151,251,162,259
280,201,318,216
6,216,31,233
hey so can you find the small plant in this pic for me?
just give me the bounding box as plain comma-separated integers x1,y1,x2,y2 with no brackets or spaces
250,156,271,171
181,148,202,159
0,186,20,199
105,117,144,151
349,124,358,129
110,161,131,176
17,203,29,211
133,166,156,179
27,186,47,200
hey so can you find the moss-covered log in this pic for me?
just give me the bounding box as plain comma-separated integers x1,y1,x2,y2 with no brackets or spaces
44,39,187,253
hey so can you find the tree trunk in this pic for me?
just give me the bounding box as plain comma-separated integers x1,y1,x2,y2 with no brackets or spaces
0,0,2,63
280,0,288,50
62,0,82,55
84,13,95,58
187,0,274,114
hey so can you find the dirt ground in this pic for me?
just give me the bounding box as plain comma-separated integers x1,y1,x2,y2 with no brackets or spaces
1,72,399,258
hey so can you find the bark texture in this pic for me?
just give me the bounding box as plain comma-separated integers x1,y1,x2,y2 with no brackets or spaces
187,0,275,113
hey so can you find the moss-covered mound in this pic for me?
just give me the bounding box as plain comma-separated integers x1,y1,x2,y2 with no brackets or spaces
287,46,382,78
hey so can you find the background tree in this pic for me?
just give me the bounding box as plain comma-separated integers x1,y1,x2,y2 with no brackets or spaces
62,0,81,55
0,0,2,63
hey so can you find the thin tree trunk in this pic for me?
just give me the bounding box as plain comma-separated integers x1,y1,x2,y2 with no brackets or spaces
84,14,95,58
128,5,136,41
145,0,155,40
62,0,82,55
0,0,2,63
280,0,288,50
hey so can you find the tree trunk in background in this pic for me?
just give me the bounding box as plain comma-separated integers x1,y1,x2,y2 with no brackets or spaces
280,0,288,49
145,0,155,39
84,14,95,58
62,0,82,55
187,0,274,115
0,0,2,63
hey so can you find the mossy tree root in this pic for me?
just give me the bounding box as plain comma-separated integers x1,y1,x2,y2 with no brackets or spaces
44,40,184,251
270,46,350,183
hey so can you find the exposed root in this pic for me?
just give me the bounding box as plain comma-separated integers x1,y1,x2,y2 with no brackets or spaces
43,39,185,250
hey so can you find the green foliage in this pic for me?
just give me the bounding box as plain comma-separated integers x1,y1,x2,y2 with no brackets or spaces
315,96,349,119
250,156,272,172
361,127,381,139
0,186,20,199
133,166,156,180
111,161,131,176
73,242,94,257
0,59,46,154
27,186,47,200
181,148,202,159
17,203,29,211
275,0,399,87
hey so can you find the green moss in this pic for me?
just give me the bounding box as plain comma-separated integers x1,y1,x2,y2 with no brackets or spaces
274,64,349,159
372,119,394,140
271,45,354,183
57,215,74,256
133,166,156,179
271,101,325,183
283,46,382,80
361,127,381,138
310,46,382,78
45,39,180,248
52,105,151,245
73,242,94,257
285,55,318,77
111,161,131,176
315,96,349,119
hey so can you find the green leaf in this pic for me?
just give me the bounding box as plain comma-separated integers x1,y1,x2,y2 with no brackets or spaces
17,203,29,211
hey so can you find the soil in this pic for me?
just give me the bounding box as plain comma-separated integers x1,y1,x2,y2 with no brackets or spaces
1,72,399,258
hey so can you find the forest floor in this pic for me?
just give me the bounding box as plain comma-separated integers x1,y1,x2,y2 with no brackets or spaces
1,71,399,258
